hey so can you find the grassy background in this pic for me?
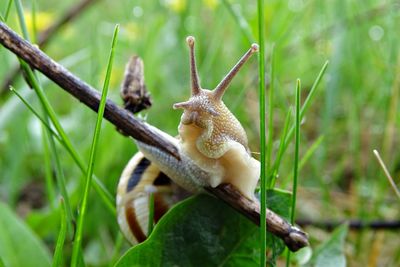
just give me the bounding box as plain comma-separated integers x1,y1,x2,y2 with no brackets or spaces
0,0,399,266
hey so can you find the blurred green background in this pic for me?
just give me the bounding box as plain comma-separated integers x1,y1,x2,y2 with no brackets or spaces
0,0,399,266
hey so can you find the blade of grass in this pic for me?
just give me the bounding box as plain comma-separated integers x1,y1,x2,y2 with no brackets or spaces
10,87,61,140
10,85,115,215
10,88,65,215
41,104,74,232
269,108,292,188
14,0,75,232
13,0,115,215
10,85,69,209
14,0,30,41
285,79,301,267
282,61,329,155
291,79,301,223
52,198,67,267
373,150,400,200
71,24,119,267
266,45,275,188
31,0,37,43
42,125,56,209
257,0,267,266
298,135,324,171
271,61,328,177
4,0,13,22
222,0,255,43
285,135,324,185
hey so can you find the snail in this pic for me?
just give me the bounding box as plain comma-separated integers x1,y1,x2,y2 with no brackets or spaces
117,36,260,244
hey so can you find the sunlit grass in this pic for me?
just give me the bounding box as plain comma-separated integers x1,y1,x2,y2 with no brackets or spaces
13,0,75,235
257,0,267,266
71,24,119,267
0,0,399,266
286,79,301,267
52,198,67,267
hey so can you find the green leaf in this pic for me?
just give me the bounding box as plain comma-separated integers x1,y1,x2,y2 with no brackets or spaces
0,202,52,267
304,223,348,267
116,190,292,267
115,194,260,267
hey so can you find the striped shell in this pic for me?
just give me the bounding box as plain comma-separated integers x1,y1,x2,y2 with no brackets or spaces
116,151,189,243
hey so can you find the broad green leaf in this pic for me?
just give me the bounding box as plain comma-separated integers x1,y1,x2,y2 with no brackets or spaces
116,190,292,267
304,223,348,267
0,202,52,267
115,194,260,267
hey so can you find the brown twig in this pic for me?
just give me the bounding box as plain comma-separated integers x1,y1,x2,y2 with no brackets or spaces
0,21,309,251
0,0,100,94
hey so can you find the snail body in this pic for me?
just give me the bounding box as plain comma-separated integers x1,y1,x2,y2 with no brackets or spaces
117,36,260,244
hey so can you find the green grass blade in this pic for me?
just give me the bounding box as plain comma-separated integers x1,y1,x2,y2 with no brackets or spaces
291,79,301,224
266,45,275,188
271,61,328,186
10,87,61,141
43,108,74,230
13,2,75,232
286,79,301,267
0,14,4,22
42,125,56,209
13,76,74,235
222,0,255,43
12,0,116,215
11,86,115,215
283,61,329,147
52,199,67,267
12,5,115,214
71,24,119,267
300,61,329,118
298,135,324,171
14,0,30,41
31,0,37,43
257,0,267,266
285,135,324,185
4,0,13,22
21,65,115,213
269,108,292,188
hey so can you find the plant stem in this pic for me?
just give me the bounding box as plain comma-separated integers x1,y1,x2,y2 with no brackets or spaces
71,24,119,267
52,198,67,267
257,0,267,265
266,45,275,188
286,79,301,267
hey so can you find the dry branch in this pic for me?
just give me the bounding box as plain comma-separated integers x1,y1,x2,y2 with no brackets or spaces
0,21,309,251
